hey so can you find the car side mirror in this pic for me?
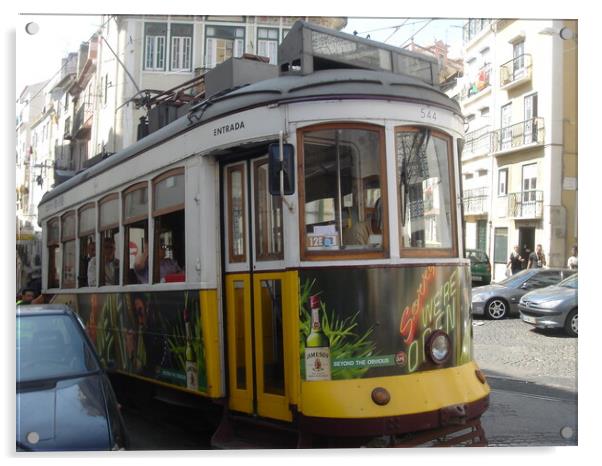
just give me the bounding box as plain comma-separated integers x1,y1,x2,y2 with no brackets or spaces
268,143,295,196
521,283,531,290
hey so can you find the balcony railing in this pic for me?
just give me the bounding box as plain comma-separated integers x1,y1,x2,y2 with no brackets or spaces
73,103,93,138
508,190,543,219
463,187,489,215
461,65,491,101
54,143,74,171
464,126,492,157
492,117,544,153
500,54,533,88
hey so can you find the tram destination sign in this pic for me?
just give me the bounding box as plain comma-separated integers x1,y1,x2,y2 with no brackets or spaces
311,31,393,72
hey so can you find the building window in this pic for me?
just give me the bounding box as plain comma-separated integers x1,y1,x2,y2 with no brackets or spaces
47,218,61,289
170,23,193,71
500,103,512,150
205,25,245,69
524,93,538,144
257,27,279,64
396,127,455,255
124,183,149,284
498,168,508,196
60,212,76,289
300,124,387,258
144,23,167,71
152,169,185,283
98,194,120,286
522,163,538,203
78,203,96,287
513,40,525,75
493,227,508,263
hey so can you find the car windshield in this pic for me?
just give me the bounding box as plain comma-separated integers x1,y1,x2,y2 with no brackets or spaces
17,314,99,383
558,273,578,289
466,250,488,263
497,269,535,288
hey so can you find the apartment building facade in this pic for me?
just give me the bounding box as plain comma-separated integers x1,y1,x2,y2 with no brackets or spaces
458,19,577,280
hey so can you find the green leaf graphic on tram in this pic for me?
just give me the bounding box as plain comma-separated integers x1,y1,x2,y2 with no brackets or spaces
299,279,378,380
159,292,207,390
96,295,117,367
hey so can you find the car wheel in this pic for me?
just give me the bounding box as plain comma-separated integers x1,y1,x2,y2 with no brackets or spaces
486,298,508,320
564,309,578,337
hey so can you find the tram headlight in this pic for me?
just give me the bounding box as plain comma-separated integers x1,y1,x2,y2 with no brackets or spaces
426,330,451,365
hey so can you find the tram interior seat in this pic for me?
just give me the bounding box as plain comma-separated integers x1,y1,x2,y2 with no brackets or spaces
164,272,185,283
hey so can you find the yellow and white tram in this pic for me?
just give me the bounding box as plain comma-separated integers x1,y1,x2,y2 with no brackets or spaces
38,21,489,448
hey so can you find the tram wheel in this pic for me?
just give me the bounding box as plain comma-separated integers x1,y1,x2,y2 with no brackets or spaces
564,309,578,337
486,298,508,320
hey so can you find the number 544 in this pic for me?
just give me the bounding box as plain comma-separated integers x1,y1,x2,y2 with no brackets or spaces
420,108,437,120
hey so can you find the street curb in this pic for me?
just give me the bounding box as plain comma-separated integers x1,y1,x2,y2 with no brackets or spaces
483,371,577,401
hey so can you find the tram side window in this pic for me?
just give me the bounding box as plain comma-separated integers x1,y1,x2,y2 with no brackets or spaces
302,126,385,255
254,159,283,261
99,195,120,286
61,212,76,288
78,204,96,287
152,170,185,283
227,164,246,262
395,128,455,254
124,183,149,284
47,218,61,289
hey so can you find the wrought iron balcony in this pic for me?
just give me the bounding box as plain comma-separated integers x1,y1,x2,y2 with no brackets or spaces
500,54,532,89
463,187,489,215
508,190,543,219
463,127,492,157
73,103,93,139
492,117,544,154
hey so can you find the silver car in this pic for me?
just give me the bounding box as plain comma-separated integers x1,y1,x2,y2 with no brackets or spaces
471,268,576,320
518,273,578,337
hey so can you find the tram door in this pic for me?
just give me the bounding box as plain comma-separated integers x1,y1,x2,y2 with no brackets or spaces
222,156,293,422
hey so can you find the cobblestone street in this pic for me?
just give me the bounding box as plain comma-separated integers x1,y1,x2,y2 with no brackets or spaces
472,317,578,391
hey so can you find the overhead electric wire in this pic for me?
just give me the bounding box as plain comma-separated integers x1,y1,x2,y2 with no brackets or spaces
382,19,409,44
354,18,429,36
399,19,434,48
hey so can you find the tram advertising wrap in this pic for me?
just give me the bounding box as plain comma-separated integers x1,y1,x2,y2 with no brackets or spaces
52,291,208,393
299,265,472,380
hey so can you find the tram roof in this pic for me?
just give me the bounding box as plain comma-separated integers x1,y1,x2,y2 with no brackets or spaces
39,67,461,207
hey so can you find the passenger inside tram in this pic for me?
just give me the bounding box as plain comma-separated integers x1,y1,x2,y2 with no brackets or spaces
134,236,184,283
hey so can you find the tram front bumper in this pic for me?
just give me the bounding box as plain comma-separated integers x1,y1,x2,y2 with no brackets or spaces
298,361,490,436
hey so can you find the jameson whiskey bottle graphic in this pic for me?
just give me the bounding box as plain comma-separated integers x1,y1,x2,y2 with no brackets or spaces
305,295,331,381
184,308,199,391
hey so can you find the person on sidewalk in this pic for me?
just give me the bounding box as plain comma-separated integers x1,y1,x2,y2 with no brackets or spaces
507,245,525,275
527,244,546,269
567,245,578,270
